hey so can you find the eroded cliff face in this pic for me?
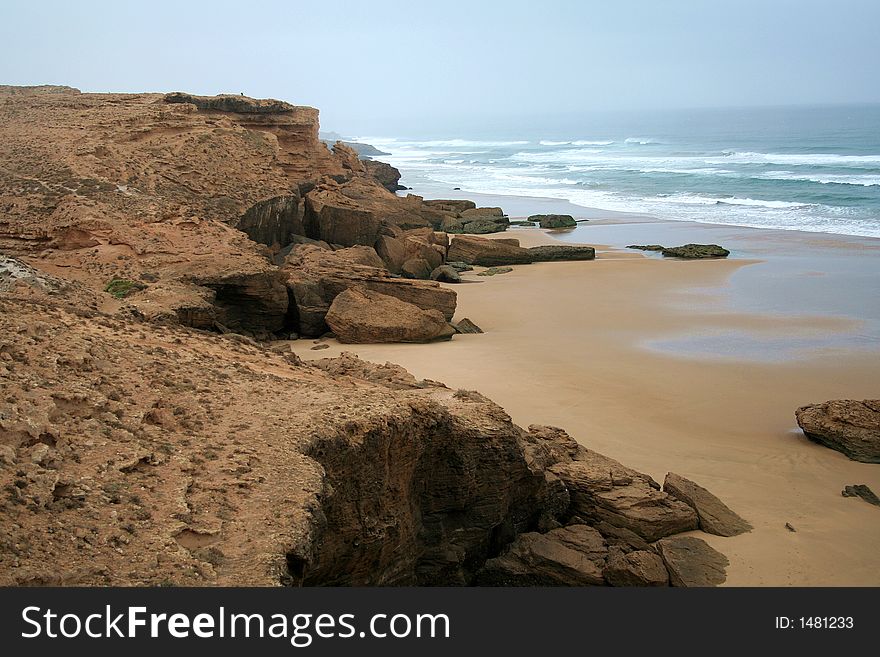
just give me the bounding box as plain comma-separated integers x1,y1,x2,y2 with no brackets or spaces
0,282,727,587
0,88,735,587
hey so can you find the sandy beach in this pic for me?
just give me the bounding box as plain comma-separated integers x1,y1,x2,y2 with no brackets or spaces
300,208,880,586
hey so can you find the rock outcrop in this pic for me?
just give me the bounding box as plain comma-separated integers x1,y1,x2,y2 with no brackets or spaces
447,235,533,266
325,288,456,343
363,160,406,192
661,244,730,259
283,245,456,337
528,245,596,261
663,473,751,537
795,399,880,463
0,87,738,589
530,214,577,229
657,536,729,587
841,485,880,507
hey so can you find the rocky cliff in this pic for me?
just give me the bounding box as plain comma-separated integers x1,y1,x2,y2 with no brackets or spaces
0,87,739,586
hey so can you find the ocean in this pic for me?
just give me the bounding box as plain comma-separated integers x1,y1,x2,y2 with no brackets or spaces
355,104,880,238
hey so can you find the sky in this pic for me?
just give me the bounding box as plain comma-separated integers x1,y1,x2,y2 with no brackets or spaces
2,0,879,135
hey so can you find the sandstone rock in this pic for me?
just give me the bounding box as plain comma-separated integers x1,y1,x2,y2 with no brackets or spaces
325,288,455,344
661,244,730,259
313,202,382,248
657,536,729,587
447,235,532,266
663,472,751,537
841,484,880,507
234,193,304,248
401,258,433,280
423,199,476,213
402,233,444,270
430,266,461,283
454,318,483,334
375,235,406,273
477,266,513,276
493,238,521,247
446,261,474,272
461,219,507,234
284,245,456,336
528,245,596,261
440,216,466,233
550,460,697,542
332,246,387,269
796,399,880,463
603,550,669,587
477,524,607,586
461,207,504,219
164,92,296,114
627,244,664,252
363,160,405,192
529,214,577,229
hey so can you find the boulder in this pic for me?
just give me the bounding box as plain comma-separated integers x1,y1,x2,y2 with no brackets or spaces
423,199,476,214
401,257,433,280
543,438,698,541
363,159,406,192
477,524,608,586
313,203,382,248
374,235,406,273
455,318,483,334
332,246,387,269
795,399,880,463
461,207,504,219
284,245,456,336
529,214,577,229
603,550,669,587
447,235,532,266
325,288,456,344
656,536,729,587
661,244,730,259
440,216,466,233
461,219,508,234
528,245,596,261
402,233,444,270
430,265,462,283
663,472,751,537
841,484,880,507
477,266,513,276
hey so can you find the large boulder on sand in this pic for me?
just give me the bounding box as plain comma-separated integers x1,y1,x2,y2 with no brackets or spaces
795,399,880,463
528,426,698,542
603,549,669,587
656,536,729,587
447,235,532,266
528,245,595,261
663,472,751,536
326,288,456,344
529,214,577,229
661,244,730,259
461,207,504,219
461,219,508,234
284,245,456,337
477,524,608,586
430,265,462,283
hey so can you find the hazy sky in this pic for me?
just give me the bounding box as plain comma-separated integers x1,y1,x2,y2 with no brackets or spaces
2,0,879,134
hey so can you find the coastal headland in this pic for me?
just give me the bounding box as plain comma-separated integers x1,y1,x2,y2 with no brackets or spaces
1,87,877,586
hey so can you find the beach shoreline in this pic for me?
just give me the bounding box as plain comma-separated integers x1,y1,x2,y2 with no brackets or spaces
300,200,880,586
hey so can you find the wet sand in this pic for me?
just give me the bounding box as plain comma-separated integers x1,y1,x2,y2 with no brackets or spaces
300,218,880,586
